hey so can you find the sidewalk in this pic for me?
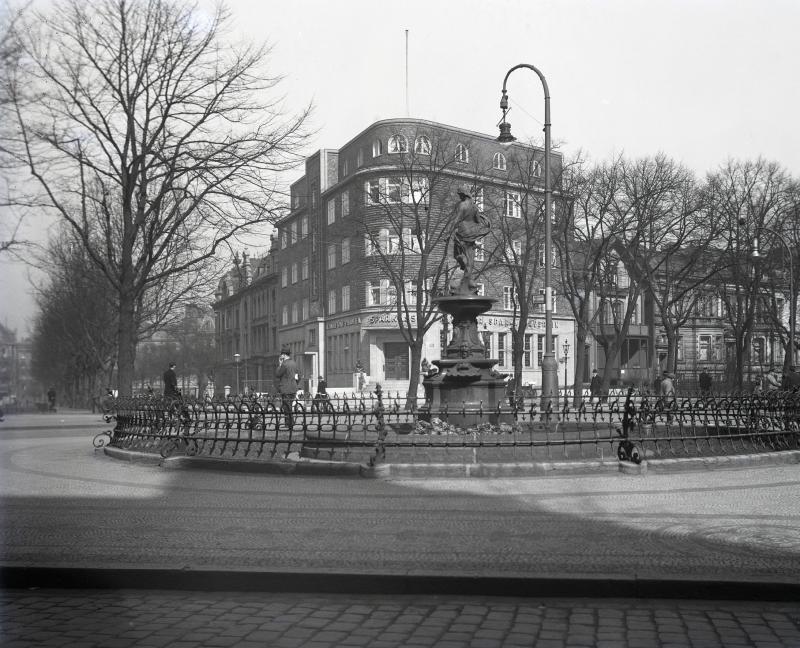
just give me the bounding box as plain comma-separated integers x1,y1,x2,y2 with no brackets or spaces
0,409,110,431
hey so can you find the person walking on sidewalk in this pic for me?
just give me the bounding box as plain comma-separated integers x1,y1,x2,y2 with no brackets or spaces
660,371,676,423
163,363,179,399
276,346,299,429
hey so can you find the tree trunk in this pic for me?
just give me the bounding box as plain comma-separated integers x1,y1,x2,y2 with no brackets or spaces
117,290,137,397
406,337,424,409
572,327,589,406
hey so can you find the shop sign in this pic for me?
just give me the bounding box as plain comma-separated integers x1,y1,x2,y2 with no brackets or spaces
365,312,417,328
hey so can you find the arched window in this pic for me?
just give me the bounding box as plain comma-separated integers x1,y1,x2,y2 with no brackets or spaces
492,152,507,170
455,143,469,164
372,139,382,157
388,134,408,154
414,136,431,155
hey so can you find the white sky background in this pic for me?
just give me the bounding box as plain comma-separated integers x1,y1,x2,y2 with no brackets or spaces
1,0,799,335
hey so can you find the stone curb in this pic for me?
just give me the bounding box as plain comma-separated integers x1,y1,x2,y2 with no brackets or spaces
2,566,799,601
102,446,800,477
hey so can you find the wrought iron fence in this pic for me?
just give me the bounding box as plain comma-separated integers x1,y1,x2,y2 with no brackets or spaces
94,386,800,467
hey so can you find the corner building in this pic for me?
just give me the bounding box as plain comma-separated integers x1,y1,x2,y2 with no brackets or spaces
273,118,575,395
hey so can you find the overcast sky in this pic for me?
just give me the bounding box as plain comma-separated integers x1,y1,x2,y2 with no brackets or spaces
2,0,798,335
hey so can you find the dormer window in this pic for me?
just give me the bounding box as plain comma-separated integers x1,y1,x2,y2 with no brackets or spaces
388,134,408,154
414,136,431,155
372,139,382,157
492,152,507,170
455,143,469,164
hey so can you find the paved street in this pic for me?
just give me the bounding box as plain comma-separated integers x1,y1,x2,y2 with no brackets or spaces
2,411,800,646
3,590,800,648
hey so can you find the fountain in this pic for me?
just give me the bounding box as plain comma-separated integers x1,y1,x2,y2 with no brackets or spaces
420,190,513,427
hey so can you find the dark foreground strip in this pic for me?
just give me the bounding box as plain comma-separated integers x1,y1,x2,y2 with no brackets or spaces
2,566,798,601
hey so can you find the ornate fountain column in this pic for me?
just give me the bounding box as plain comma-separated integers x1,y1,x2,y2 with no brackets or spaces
419,191,512,427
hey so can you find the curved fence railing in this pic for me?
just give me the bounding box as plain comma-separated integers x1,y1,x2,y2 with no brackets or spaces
94,387,800,467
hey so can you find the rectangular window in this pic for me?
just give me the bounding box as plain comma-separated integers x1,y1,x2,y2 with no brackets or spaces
504,191,521,218
367,282,381,306
291,302,298,323
411,177,429,206
357,149,364,167
280,230,287,249
498,332,507,367
504,286,519,311
342,237,350,264
405,281,417,305
301,257,309,280
387,232,400,254
677,335,684,361
302,298,309,321
537,334,545,367
291,263,298,284
328,289,336,315
341,285,350,311
342,159,349,177
365,180,380,205
281,305,288,326
281,267,288,288
341,191,349,217
524,333,533,368
698,334,711,361
301,216,308,238
327,199,335,225
386,178,402,204
327,244,336,269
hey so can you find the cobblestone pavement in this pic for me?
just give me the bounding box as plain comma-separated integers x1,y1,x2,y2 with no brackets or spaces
3,589,800,648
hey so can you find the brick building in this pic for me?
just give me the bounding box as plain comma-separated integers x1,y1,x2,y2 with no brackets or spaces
216,118,576,396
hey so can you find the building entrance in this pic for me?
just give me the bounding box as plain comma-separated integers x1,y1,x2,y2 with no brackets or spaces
384,342,409,380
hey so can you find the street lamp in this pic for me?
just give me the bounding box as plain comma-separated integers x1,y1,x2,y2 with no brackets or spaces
233,353,241,395
562,339,570,400
498,63,558,408
742,220,796,372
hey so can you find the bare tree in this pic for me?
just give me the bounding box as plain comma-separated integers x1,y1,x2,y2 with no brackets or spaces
3,0,311,395
352,130,465,405
707,158,795,387
30,231,119,406
480,144,549,395
556,154,619,404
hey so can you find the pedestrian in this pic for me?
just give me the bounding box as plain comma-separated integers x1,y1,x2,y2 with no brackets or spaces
47,386,56,411
590,369,602,404
163,362,179,399
275,346,299,429
764,366,781,392
660,371,676,423
698,370,712,395
358,367,366,394
313,375,332,413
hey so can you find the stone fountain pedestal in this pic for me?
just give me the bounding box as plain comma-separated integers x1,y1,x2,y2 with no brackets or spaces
420,295,512,427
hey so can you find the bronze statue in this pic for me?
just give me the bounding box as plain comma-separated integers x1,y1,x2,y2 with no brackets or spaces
452,190,490,294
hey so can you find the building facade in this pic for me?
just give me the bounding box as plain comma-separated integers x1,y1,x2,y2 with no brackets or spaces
214,118,577,396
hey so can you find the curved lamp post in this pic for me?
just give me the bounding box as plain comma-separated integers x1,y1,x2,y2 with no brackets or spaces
233,353,241,395
497,63,558,408
748,224,796,370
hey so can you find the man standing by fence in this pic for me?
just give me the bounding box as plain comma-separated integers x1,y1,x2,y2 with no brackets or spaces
276,346,299,430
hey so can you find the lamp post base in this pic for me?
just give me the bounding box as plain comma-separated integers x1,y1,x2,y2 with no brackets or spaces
540,354,559,411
